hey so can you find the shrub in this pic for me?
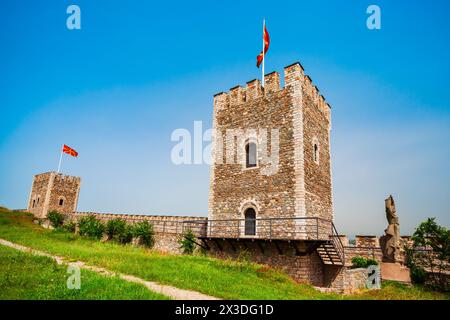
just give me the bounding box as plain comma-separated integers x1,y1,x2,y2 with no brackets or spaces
63,221,76,233
366,258,379,267
119,224,134,244
47,210,65,228
179,229,196,254
410,266,427,284
78,215,105,239
106,218,127,241
132,221,154,247
351,256,379,269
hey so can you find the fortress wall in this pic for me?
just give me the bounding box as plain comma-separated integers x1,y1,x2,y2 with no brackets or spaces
344,246,383,264
67,212,207,254
206,239,326,287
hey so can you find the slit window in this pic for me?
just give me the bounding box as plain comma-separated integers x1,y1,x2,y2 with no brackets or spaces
313,139,320,165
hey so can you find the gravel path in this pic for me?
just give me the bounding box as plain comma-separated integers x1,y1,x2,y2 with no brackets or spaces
0,238,220,300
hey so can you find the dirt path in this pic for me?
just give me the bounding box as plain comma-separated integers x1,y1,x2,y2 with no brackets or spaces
0,238,220,300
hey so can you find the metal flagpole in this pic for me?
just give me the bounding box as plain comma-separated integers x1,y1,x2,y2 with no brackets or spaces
262,18,265,88
57,146,63,173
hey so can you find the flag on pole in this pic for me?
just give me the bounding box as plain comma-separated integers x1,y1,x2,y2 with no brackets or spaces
62,144,78,157
256,22,270,68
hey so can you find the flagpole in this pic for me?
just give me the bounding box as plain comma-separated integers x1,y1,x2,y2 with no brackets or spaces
262,18,265,88
57,147,63,173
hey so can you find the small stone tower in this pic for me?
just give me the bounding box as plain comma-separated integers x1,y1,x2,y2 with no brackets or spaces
208,62,333,231
27,172,81,218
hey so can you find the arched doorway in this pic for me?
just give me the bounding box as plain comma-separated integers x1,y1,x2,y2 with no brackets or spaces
244,208,256,236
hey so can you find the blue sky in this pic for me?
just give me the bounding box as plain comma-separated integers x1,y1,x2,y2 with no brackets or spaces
1,0,449,237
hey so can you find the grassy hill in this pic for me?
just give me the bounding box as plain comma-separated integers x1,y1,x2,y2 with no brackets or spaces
0,208,448,300
0,244,169,300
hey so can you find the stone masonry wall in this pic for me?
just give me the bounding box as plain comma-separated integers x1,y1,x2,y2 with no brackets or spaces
210,78,297,222
355,235,380,247
206,239,326,286
344,246,383,265
27,172,81,219
27,173,51,217
49,174,81,214
302,74,333,222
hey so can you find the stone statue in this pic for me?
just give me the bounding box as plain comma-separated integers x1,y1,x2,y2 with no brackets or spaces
380,195,402,263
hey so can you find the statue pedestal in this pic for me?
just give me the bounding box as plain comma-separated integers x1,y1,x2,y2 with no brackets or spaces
380,262,411,283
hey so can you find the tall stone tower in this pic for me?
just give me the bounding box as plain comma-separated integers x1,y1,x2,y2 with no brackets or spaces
27,172,81,218
208,62,333,233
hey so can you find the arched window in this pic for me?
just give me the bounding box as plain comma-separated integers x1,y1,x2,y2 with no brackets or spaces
32,199,36,208
59,198,64,206
244,208,256,236
245,142,257,168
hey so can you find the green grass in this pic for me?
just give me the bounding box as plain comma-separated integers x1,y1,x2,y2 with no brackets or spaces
0,209,448,300
0,245,168,300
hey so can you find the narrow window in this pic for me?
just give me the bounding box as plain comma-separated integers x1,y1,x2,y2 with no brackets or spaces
59,198,64,206
244,208,256,236
313,139,320,165
32,199,36,208
245,142,257,168
37,197,40,205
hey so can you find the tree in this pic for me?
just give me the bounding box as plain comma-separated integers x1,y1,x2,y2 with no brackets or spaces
407,218,449,290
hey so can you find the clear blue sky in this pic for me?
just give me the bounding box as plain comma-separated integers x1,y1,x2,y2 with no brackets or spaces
1,0,449,236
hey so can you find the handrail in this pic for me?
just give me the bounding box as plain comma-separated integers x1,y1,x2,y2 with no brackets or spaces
330,222,345,265
189,216,335,241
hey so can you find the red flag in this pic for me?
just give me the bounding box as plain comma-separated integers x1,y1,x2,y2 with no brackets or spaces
256,25,270,68
62,144,78,157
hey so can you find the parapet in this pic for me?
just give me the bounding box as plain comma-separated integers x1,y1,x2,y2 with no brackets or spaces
213,61,331,119
33,171,81,185
54,172,81,184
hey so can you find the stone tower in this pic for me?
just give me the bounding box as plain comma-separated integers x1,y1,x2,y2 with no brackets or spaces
27,172,81,218
208,62,333,232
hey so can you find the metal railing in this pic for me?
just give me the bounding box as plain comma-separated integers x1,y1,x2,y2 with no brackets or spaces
330,223,345,265
183,216,336,241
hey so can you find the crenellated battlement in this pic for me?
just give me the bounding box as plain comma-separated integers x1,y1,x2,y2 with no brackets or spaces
54,172,81,184
33,171,81,183
213,61,331,120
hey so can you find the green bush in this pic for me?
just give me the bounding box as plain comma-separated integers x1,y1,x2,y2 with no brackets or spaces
119,224,134,244
132,221,154,247
63,221,76,233
410,266,427,284
179,229,196,254
351,256,379,269
78,215,105,240
106,218,127,241
47,210,65,228
366,258,379,267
